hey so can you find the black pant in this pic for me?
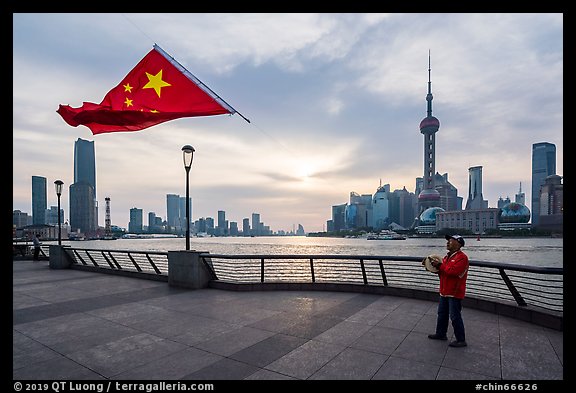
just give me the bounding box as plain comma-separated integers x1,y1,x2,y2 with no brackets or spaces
33,247,40,260
435,296,466,342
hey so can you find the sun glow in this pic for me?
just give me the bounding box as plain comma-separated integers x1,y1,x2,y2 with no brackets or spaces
296,162,315,181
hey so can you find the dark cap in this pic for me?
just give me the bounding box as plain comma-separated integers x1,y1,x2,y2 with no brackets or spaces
445,234,465,247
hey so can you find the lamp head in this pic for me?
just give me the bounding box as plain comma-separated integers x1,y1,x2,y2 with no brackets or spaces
182,145,195,169
54,180,64,196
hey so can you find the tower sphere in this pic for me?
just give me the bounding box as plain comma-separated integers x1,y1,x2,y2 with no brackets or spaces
419,116,440,133
499,202,531,224
419,206,445,225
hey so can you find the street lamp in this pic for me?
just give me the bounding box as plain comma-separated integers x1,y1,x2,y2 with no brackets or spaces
54,180,64,246
182,145,195,250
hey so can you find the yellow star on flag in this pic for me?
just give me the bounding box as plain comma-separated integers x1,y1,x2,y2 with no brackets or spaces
123,83,133,93
143,70,171,97
124,98,133,107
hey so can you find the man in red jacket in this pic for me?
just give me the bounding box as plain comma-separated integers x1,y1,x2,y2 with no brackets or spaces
427,234,469,347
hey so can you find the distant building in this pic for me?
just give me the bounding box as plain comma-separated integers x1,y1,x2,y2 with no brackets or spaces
417,52,441,214
345,192,372,229
372,184,390,230
434,172,461,211
242,218,250,237
465,166,488,210
296,224,305,236
205,217,215,235
166,194,180,229
497,196,511,209
32,175,47,225
497,202,531,231
73,138,98,228
537,174,563,232
229,221,239,236
148,212,158,232
69,182,96,235
217,210,227,236
389,187,417,229
436,208,500,234
46,206,64,226
417,206,445,234
515,182,526,205
531,142,556,226
13,210,32,228
331,203,347,232
251,213,261,236
128,207,143,233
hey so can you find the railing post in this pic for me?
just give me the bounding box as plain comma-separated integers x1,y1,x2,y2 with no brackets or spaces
310,258,316,283
499,268,527,307
359,258,368,284
261,258,265,283
378,259,388,286
127,253,143,272
102,251,121,269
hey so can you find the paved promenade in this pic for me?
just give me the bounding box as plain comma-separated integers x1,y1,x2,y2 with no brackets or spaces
13,259,563,381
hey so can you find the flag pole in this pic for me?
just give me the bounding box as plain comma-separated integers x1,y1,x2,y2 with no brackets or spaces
154,44,250,124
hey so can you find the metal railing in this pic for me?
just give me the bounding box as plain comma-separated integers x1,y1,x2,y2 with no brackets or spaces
12,242,49,259
18,245,562,314
201,254,563,313
64,247,169,276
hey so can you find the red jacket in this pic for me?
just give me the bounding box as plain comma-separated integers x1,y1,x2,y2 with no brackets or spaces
438,250,469,299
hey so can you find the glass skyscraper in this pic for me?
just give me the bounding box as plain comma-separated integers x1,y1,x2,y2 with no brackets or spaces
531,142,556,226
465,166,488,210
166,194,180,228
74,138,96,196
31,175,47,225
71,138,98,233
69,182,96,234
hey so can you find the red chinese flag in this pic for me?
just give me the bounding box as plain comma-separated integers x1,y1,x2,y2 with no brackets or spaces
57,46,234,135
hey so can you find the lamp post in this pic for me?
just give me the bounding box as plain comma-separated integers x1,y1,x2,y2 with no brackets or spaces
54,180,64,246
182,145,195,250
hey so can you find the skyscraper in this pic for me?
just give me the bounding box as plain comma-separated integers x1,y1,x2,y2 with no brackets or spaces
72,138,98,230
515,182,525,205
31,175,47,225
217,210,227,236
465,166,488,210
128,207,143,233
538,174,562,232
74,138,96,195
372,184,390,230
531,142,556,226
251,213,260,236
166,194,180,228
417,52,441,213
242,218,250,237
69,182,96,234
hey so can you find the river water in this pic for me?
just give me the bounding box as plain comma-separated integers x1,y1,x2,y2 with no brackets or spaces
56,235,563,269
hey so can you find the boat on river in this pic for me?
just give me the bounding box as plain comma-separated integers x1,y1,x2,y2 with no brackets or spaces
366,230,407,240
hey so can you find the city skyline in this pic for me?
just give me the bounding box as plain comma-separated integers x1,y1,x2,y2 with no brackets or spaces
13,13,563,232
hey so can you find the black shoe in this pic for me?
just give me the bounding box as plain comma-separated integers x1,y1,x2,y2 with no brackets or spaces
449,340,467,347
428,334,448,340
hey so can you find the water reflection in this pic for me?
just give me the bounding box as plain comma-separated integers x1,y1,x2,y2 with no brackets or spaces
51,236,562,268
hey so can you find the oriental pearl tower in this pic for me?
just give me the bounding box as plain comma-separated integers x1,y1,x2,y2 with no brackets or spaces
417,51,441,213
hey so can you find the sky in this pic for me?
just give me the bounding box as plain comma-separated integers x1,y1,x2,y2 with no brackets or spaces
13,13,563,233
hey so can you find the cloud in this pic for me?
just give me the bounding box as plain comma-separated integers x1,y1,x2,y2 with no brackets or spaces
13,13,563,233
